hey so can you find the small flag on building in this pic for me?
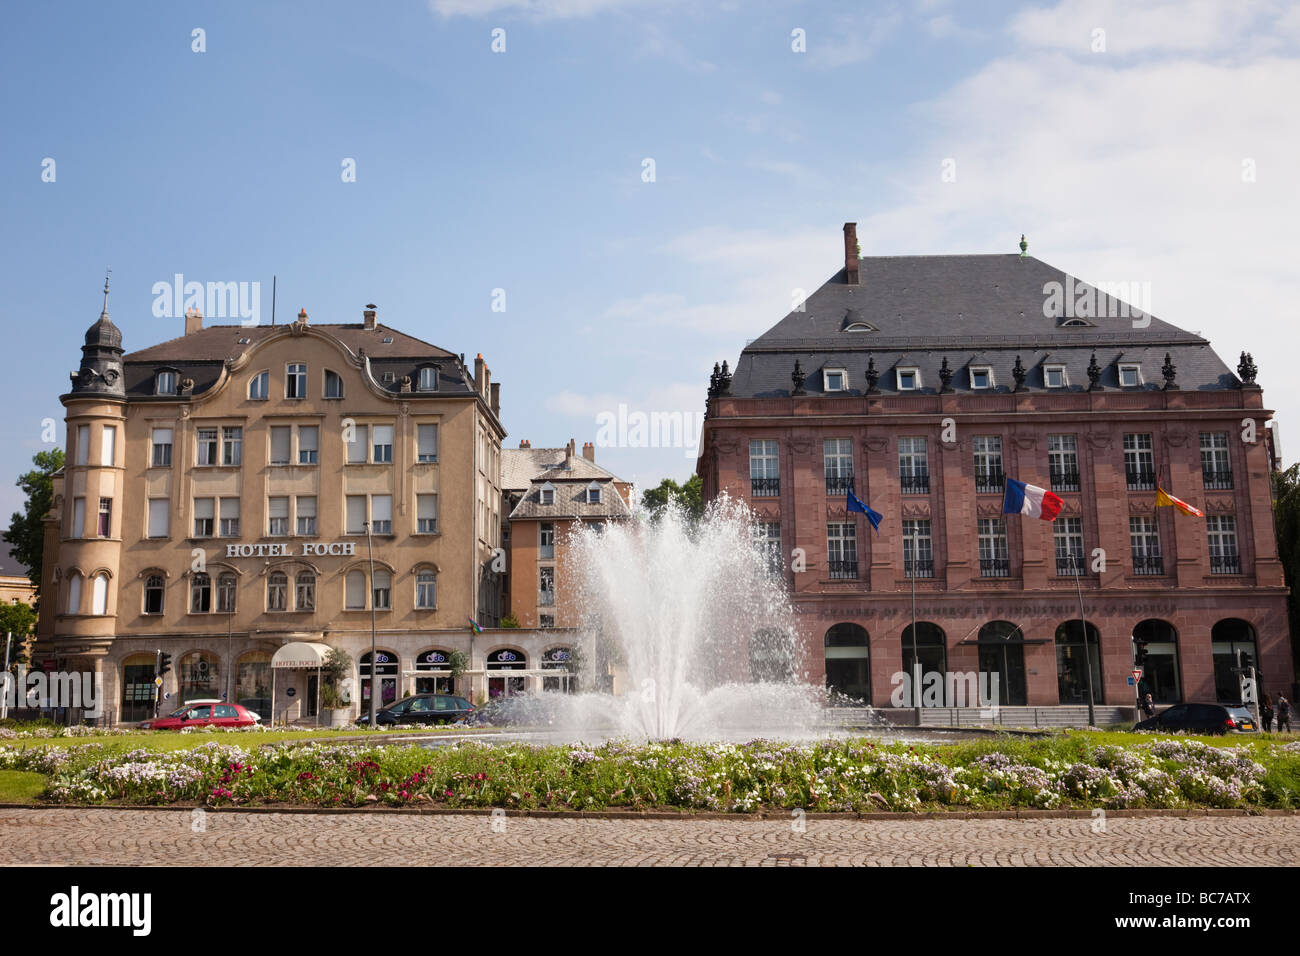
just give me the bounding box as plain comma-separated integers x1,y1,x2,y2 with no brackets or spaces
1155,485,1204,517
846,491,883,533
468,618,483,634
1002,478,1063,521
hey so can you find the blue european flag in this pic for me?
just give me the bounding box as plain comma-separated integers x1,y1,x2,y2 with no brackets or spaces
846,491,883,533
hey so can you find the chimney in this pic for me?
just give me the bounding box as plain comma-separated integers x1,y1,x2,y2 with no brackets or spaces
519,439,531,449
582,441,595,462
565,438,576,469
363,303,377,331
474,353,485,396
185,306,203,335
843,222,860,285
490,381,500,416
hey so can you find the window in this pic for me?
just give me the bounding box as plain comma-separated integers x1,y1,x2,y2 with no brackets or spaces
902,519,933,578
193,498,214,537
196,428,218,466
827,523,858,579
147,499,169,538
345,570,366,609
97,497,112,537
298,426,319,465
1124,433,1155,490
750,439,779,496
267,572,288,612
539,521,555,557
101,426,116,467
346,424,368,464
296,496,317,536
824,438,854,495
539,566,556,605
66,573,82,614
896,367,920,391
539,614,555,628
218,498,240,537
72,497,85,537
371,495,393,534
586,484,602,504
144,575,165,615
539,484,555,506
1200,432,1233,489
269,426,291,465
91,574,109,615
417,494,438,534
346,496,367,534
973,436,1004,493
1118,363,1142,387
417,424,438,462
249,371,269,400
1054,516,1085,575
75,425,89,466
216,573,237,613
899,437,929,493
324,370,344,398
756,521,782,574
823,369,847,392
268,497,289,536
222,427,242,466
1043,365,1067,388
1048,434,1079,492
372,570,391,610
155,371,175,395
296,571,316,611
978,518,1010,577
372,425,394,464
151,428,173,467
1130,516,1162,574
416,570,437,608
418,367,438,391
286,363,307,399
1207,515,1240,574
190,573,212,613
970,367,993,389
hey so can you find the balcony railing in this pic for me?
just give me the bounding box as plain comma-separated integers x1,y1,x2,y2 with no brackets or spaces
751,477,780,497
1056,555,1085,576
1050,468,1081,493
904,558,934,579
1131,554,1164,575
1126,467,1157,491
828,559,859,580
825,475,855,496
975,471,1006,494
1210,554,1242,575
1202,469,1234,490
900,474,930,494
979,558,1010,578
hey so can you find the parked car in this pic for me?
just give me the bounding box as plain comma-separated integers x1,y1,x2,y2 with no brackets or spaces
355,694,474,727
461,694,556,727
140,699,260,731
1133,702,1257,734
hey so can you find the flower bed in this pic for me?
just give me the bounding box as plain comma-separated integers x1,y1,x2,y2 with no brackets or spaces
2,734,1298,812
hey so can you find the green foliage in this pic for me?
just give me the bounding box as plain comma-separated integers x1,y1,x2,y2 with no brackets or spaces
498,614,520,629
446,649,469,680
0,771,47,802
1273,463,1300,673
640,474,703,523
0,603,36,664
3,449,64,602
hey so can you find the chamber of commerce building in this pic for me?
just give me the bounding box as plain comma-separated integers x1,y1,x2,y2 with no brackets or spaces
698,224,1293,719
34,294,582,724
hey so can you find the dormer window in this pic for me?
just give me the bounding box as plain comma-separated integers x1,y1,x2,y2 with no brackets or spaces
969,367,993,390
896,367,921,391
586,482,602,504
1118,364,1142,387
382,337,394,344
1060,318,1092,327
155,371,176,395
823,369,848,392
1044,365,1068,388
539,483,555,506
844,323,874,332
418,366,438,392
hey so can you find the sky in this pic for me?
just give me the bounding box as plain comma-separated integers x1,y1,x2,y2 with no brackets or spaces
1,0,1298,525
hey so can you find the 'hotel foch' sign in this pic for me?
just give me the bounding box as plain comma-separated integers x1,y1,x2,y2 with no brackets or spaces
222,542,358,558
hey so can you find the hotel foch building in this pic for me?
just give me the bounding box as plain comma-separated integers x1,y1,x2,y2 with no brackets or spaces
33,293,532,724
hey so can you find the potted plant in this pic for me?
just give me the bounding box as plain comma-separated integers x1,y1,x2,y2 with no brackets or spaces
447,649,469,698
321,647,353,728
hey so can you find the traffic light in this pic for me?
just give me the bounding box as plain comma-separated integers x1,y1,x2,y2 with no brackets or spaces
157,651,172,678
1134,641,1148,666
1237,649,1253,671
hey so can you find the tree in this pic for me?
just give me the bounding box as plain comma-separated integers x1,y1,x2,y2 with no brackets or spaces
0,602,36,666
3,449,64,602
1273,464,1300,670
640,474,703,523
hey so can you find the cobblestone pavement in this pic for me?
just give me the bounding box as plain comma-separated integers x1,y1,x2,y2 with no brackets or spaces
1,809,1297,865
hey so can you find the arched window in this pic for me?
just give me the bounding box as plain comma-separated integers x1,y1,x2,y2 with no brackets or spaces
1133,619,1180,704
418,366,438,391
372,570,391,610
143,574,165,615
90,573,109,615
323,369,344,399
267,571,288,612
415,649,456,695
416,570,437,609
900,622,948,705
248,371,269,400
1211,619,1258,704
190,573,212,613
295,571,315,611
216,572,237,613
824,623,870,704
486,648,527,699
155,370,176,395
359,650,399,707
977,621,1027,706
179,652,220,703
345,570,366,610
66,573,83,614
542,646,578,693
1054,621,1102,705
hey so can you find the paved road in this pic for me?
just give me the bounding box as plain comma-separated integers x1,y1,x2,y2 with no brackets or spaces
1,809,1296,866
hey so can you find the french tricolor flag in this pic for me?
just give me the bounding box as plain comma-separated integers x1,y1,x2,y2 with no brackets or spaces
1002,478,1063,521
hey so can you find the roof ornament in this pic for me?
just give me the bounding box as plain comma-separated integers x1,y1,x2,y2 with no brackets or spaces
101,268,111,316
1086,352,1103,391
708,362,721,398
1237,351,1258,386
1011,354,1027,391
717,361,732,395
791,359,806,395
1019,234,1028,257
1161,352,1179,390
938,357,953,393
865,355,879,393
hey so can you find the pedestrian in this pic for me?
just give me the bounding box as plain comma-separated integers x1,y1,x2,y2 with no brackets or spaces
1141,692,1155,719
1261,693,1274,733
1278,694,1292,733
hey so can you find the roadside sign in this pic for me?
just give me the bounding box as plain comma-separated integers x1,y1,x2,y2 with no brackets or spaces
1127,677,1135,686
1130,669,1143,681
154,676,163,686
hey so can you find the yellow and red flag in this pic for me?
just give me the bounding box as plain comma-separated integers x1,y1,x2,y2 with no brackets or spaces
1155,485,1204,517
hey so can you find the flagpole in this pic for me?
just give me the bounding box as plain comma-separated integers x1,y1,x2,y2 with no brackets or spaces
910,542,920,725
1071,546,1097,728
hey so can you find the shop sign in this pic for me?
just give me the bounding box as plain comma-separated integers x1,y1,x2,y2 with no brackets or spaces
223,541,357,558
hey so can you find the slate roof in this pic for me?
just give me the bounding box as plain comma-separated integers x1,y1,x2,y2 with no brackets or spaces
502,448,631,520
729,255,1241,398
0,541,31,581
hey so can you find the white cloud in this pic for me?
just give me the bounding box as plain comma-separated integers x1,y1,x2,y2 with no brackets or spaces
808,9,905,68
430,0,649,18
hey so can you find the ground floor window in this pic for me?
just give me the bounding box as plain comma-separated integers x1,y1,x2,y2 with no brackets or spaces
414,649,456,695
179,652,220,704
541,646,578,693
487,648,526,699
1133,619,1180,704
121,655,157,723
1054,621,1103,705
359,651,399,707
824,623,869,704
977,621,1027,706
1211,618,1257,704
236,652,272,715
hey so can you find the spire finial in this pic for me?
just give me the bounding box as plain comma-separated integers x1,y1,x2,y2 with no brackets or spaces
101,268,111,315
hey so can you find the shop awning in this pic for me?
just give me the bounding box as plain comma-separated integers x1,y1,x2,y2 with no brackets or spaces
271,642,333,669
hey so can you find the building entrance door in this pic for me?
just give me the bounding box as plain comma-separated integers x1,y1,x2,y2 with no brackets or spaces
977,621,1028,706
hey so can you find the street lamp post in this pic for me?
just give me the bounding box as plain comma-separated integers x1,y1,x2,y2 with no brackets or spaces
907,532,921,726
1071,551,1097,728
365,520,378,728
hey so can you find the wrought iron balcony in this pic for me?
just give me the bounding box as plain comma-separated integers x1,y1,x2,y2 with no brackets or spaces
1210,554,1242,575
1202,469,1234,490
828,559,859,580
825,475,855,496
979,558,1010,578
1126,467,1157,491
1131,554,1164,575
750,477,780,497
899,474,930,494
975,471,1006,494
1056,555,1085,576
904,558,934,579
1050,468,1081,493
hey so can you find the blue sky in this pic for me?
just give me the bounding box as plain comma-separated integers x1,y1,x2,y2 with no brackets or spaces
2,0,1299,524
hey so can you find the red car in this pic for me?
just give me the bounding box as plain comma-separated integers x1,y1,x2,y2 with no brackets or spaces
139,699,260,731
